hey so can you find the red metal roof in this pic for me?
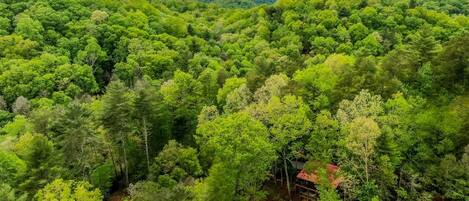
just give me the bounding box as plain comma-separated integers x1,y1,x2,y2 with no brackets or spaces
296,164,342,189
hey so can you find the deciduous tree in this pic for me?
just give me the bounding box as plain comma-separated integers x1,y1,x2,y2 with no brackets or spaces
196,112,275,200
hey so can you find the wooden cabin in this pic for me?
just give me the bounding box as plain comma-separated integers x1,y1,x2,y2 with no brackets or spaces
295,163,342,200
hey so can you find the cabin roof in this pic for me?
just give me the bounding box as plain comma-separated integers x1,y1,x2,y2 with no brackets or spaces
296,164,343,189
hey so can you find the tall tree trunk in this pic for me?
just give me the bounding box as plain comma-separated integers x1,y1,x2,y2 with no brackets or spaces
274,165,277,184
107,143,119,178
280,163,283,185
283,150,291,200
122,136,129,186
143,118,150,172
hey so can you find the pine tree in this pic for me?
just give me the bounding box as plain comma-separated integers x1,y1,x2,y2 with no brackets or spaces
100,79,134,185
52,101,103,178
134,80,170,173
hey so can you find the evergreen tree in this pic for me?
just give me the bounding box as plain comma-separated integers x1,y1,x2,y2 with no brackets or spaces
100,79,135,185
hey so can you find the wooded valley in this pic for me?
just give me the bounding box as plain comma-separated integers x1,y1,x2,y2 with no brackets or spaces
0,0,468,200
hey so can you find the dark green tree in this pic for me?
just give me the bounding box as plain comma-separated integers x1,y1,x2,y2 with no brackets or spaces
100,79,135,185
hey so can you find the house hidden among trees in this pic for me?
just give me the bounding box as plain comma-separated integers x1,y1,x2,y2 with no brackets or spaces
295,162,343,200
0,0,468,200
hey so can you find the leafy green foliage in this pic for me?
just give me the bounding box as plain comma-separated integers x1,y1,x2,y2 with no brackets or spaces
128,181,193,201
201,0,274,8
90,161,115,195
0,150,27,185
317,168,341,201
0,183,27,201
149,140,202,183
196,112,275,200
35,179,102,201
0,0,467,200
15,133,63,194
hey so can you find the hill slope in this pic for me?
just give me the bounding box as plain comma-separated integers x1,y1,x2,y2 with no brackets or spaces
0,0,468,201
200,0,275,7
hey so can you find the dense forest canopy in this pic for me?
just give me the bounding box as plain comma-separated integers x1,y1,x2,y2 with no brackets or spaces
200,0,275,8
0,0,468,200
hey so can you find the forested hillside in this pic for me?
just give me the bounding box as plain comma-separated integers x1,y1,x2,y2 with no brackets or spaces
0,0,468,200
200,0,275,8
